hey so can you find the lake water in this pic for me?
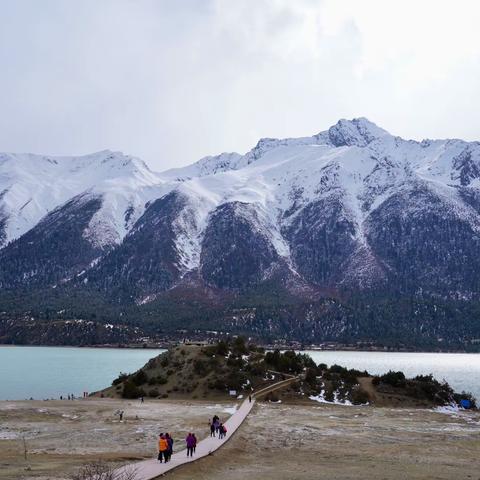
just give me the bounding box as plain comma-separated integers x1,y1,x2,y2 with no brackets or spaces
0,346,166,400
0,346,479,401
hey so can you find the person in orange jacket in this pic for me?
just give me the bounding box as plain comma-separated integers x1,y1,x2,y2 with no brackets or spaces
158,433,169,463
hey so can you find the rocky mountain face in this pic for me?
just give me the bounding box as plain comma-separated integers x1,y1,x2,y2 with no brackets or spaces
1,118,480,348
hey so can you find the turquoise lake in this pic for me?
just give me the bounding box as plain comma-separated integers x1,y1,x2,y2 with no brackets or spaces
0,346,479,401
0,346,166,400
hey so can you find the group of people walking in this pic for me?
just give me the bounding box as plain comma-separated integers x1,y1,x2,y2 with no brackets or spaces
157,413,228,463
209,415,227,439
157,433,174,463
158,432,197,462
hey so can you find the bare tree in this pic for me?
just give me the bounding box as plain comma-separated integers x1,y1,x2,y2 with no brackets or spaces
71,461,137,480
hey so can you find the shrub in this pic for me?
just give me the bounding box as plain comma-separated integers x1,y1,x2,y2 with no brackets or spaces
147,375,167,386
324,387,335,402
414,374,435,383
339,370,360,386
248,362,267,377
305,368,318,387
160,356,169,368
226,356,244,370
407,376,453,403
203,345,217,357
350,386,370,405
112,372,128,386
193,359,208,375
209,378,226,390
375,371,406,388
145,358,157,369
264,349,308,374
149,388,159,398
266,391,279,402
330,364,347,374
131,370,148,386
224,371,247,391
216,341,229,356
232,336,248,356
122,381,145,399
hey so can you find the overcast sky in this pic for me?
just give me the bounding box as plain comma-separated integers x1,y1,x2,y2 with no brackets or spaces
1,0,480,171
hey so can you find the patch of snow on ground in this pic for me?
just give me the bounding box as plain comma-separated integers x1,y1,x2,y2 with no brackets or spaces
222,406,238,415
433,404,461,415
309,391,361,406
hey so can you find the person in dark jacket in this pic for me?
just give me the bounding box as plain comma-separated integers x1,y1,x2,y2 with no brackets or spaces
213,418,220,435
192,433,197,453
165,433,174,462
209,419,215,437
186,433,195,457
218,423,227,439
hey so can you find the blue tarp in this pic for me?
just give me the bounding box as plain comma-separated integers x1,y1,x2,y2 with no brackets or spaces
460,399,472,409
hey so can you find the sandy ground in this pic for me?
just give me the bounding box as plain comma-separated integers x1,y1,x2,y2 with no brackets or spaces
1,398,479,480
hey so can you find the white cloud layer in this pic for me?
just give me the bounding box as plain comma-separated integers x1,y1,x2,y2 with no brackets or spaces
0,0,479,170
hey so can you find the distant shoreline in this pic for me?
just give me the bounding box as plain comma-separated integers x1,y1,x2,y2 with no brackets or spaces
0,342,478,354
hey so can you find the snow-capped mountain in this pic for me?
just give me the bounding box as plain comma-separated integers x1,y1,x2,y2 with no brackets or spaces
2,118,480,309
0,150,169,247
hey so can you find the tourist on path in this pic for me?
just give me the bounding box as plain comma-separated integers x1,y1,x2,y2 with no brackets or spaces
192,433,197,453
213,417,220,435
158,433,169,463
218,423,227,439
209,419,215,437
166,433,174,462
186,433,195,457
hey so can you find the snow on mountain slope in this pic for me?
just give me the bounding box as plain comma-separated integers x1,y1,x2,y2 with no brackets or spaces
3,118,480,296
155,118,480,288
0,150,167,247
162,152,242,180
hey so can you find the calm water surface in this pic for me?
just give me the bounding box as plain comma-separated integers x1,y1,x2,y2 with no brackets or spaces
0,346,165,400
0,346,478,401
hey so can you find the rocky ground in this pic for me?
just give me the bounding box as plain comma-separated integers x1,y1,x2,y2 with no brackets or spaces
0,398,479,480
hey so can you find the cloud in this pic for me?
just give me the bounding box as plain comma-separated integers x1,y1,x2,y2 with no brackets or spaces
0,0,479,170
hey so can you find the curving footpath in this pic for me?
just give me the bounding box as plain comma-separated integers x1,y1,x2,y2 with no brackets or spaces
113,377,298,480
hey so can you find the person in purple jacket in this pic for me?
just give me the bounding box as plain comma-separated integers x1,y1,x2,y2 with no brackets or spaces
186,432,195,457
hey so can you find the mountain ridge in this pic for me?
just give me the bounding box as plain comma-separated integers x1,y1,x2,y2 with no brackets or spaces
1,118,480,348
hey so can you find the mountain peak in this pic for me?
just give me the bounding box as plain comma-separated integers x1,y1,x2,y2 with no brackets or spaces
326,117,390,147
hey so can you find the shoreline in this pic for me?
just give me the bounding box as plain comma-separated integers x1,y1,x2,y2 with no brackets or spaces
1,342,479,354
